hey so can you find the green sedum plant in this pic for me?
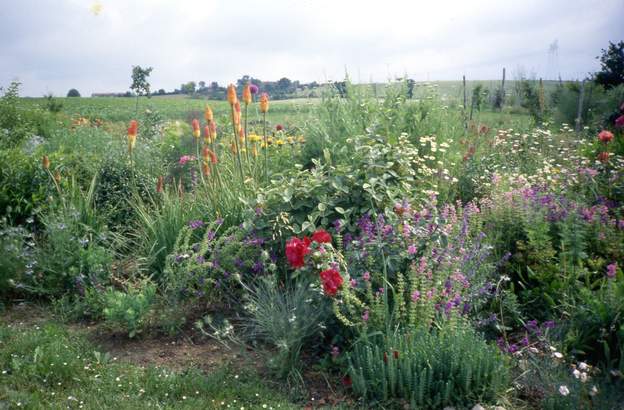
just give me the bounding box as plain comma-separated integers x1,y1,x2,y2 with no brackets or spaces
347,323,509,409
103,279,157,338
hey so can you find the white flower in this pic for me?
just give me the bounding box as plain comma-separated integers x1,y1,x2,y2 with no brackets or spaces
558,385,570,396
552,352,563,359
589,385,599,396
572,369,581,379
580,372,588,383
578,362,588,371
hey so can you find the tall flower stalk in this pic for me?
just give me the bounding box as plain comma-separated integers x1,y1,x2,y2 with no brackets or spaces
259,92,269,184
242,83,252,162
227,84,244,182
127,119,138,187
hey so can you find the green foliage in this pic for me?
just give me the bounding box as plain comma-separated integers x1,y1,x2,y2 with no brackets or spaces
594,41,624,90
0,220,34,302
0,148,50,223
31,177,114,297
94,155,153,231
562,279,624,370
132,190,202,277
103,279,157,338
43,94,63,113
348,323,509,408
246,134,427,245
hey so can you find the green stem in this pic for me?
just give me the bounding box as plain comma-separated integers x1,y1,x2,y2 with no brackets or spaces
230,105,244,183
244,103,250,163
263,112,268,185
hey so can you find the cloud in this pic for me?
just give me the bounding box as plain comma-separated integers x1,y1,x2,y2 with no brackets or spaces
0,0,622,96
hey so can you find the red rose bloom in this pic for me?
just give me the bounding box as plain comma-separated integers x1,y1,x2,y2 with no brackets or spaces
319,268,343,296
285,236,311,269
598,130,614,143
311,228,332,244
615,115,624,128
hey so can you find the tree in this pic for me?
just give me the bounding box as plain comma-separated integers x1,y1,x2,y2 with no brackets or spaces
594,41,624,89
130,65,153,115
67,88,81,97
181,81,196,95
157,89,166,95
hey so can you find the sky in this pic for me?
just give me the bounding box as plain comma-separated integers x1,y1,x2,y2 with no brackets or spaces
1,0,623,97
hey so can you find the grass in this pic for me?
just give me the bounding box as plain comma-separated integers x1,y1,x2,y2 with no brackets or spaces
0,319,299,409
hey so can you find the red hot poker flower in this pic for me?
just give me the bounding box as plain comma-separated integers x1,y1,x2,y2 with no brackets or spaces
311,228,332,244
127,119,138,137
285,236,311,269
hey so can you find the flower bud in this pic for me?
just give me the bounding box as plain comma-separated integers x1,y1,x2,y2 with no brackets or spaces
259,93,269,113
192,119,200,138
242,83,252,105
227,84,237,105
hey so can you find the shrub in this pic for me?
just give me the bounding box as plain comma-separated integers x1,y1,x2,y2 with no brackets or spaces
347,323,509,408
244,134,430,252
94,155,153,231
66,89,81,97
30,177,115,297
0,220,34,303
0,148,50,224
103,279,157,338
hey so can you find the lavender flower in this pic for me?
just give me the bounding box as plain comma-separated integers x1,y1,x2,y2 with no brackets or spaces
188,220,204,229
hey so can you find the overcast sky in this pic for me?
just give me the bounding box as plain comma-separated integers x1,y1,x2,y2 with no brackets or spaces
1,0,623,96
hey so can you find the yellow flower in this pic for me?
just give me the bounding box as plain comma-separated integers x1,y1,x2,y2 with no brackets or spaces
276,139,285,146
287,136,294,145
248,134,262,143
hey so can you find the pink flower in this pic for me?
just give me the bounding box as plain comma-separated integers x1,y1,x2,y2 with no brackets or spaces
407,244,417,255
615,114,624,128
349,278,357,288
411,290,420,302
607,262,617,279
362,272,370,281
362,310,369,322
178,155,196,165
331,346,340,359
